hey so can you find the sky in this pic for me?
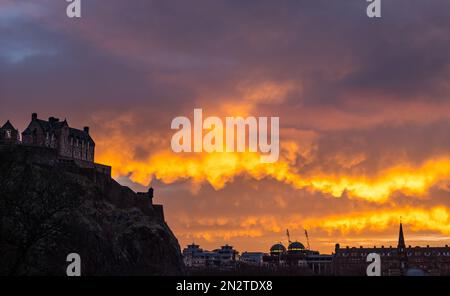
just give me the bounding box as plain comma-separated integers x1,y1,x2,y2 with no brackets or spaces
1,0,450,254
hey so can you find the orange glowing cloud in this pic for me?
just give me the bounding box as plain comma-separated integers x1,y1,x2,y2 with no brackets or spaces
92,82,450,204
97,141,450,203
300,206,450,235
176,206,450,244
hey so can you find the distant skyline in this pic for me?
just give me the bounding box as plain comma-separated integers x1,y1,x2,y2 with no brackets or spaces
2,0,450,253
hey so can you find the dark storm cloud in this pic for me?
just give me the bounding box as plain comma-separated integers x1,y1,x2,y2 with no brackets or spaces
3,0,450,117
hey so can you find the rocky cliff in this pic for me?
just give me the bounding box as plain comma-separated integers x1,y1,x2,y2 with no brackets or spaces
0,145,184,275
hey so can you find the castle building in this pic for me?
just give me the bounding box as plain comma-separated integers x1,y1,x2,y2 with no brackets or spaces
0,120,20,145
1,113,111,176
21,113,95,162
333,223,450,276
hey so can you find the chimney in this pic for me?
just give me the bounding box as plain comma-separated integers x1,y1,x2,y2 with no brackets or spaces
32,113,38,120
83,126,90,134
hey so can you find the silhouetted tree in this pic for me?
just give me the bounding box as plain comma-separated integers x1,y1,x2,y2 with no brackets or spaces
0,152,83,275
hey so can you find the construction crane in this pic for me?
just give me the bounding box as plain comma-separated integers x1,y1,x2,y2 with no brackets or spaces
304,229,311,250
286,229,292,244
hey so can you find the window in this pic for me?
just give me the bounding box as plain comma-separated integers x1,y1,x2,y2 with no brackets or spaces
6,130,11,139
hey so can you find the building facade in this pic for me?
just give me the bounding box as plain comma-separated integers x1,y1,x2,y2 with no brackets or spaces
333,223,450,276
239,252,265,266
263,241,333,275
182,244,239,269
21,113,95,162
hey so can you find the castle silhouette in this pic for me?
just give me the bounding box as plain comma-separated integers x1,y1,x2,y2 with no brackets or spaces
1,113,94,162
1,112,159,214
0,113,115,181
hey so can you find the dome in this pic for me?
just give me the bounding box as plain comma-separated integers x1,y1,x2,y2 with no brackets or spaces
270,243,286,255
288,241,305,252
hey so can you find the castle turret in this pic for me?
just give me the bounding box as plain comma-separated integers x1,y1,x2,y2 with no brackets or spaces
148,187,154,201
137,187,154,204
0,120,20,144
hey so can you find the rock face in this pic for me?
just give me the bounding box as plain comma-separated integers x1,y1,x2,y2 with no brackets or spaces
0,145,184,275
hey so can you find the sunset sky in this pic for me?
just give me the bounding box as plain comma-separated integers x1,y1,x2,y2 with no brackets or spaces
2,0,450,253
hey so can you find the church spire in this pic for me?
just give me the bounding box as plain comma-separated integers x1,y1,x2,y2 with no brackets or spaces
398,222,406,249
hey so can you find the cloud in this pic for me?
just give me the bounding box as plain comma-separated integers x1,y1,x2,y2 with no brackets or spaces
2,0,450,252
